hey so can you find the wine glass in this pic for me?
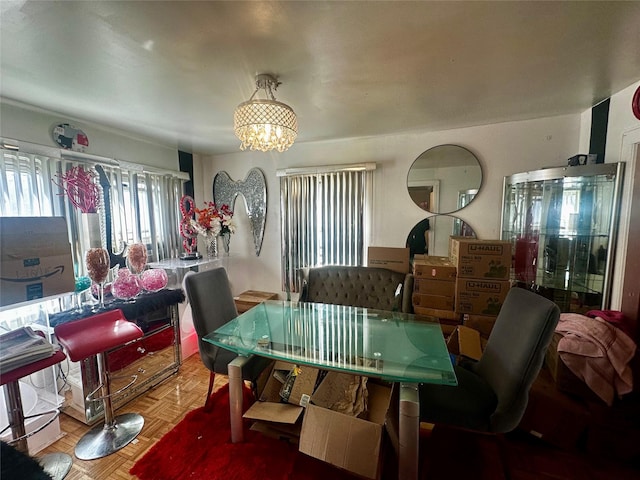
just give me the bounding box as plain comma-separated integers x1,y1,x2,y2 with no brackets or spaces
126,243,148,275
86,247,110,309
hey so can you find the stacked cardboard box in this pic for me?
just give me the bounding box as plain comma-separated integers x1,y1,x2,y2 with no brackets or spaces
0,217,75,306
411,255,461,334
449,238,512,335
243,361,392,479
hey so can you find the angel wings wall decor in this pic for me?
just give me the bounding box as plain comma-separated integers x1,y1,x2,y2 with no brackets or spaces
213,168,267,256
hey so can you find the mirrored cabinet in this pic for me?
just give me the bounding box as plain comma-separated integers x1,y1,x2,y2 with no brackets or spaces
501,163,624,312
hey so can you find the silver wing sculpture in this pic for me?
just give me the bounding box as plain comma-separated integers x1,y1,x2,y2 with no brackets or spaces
213,168,267,256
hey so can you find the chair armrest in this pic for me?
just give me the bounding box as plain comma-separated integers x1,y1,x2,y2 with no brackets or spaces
297,267,310,301
401,273,414,313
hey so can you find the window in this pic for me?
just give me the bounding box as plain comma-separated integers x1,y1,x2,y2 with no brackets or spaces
279,164,375,292
1,148,186,277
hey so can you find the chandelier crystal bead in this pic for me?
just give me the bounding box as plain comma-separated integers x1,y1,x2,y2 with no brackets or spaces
233,74,298,152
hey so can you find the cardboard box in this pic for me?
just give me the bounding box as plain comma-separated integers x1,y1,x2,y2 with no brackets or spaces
455,278,511,315
257,361,319,407
367,247,410,273
446,325,483,363
412,292,454,311
0,217,75,307
439,323,458,337
449,238,512,279
234,290,279,313
245,361,312,425
412,255,457,280
544,332,562,382
300,382,392,479
462,313,498,339
413,306,461,322
544,333,600,402
250,420,301,444
413,277,456,297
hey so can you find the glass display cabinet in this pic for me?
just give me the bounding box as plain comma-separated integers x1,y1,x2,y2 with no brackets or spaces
501,163,624,312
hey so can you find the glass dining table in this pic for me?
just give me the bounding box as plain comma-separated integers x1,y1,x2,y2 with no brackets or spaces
203,300,457,480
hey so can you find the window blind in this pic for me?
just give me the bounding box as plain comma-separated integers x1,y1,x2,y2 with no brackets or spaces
280,165,374,293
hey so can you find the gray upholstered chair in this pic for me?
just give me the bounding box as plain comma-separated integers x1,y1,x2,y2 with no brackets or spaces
183,267,271,410
419,287,560,433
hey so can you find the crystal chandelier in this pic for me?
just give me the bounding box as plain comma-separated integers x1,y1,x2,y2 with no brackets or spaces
233,74,298,153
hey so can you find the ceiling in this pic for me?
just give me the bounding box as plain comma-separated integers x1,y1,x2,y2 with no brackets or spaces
1,1,639,156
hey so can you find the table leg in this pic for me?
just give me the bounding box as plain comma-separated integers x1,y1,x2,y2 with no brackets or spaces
227,355,250,443
399,382,420,480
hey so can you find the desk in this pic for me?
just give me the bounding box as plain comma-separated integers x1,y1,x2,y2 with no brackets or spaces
203,300,457,480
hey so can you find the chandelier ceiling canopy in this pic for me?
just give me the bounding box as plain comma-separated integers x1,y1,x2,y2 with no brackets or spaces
233,73,298,153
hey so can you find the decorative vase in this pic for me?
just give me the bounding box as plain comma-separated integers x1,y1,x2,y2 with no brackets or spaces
221,231,231,255
140,268,168,292
112,268,141,300
126,242,148,274
206,235,218,259
81,212,103,248
85,247,110,309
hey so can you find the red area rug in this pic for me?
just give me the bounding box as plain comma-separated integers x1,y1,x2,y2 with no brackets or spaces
130,384,358,480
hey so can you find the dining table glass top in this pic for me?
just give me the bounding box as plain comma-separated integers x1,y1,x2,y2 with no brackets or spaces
203,300,457,385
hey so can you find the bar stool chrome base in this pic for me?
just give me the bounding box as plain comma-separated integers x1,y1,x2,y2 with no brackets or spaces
75,413,144,460
39,452,73,480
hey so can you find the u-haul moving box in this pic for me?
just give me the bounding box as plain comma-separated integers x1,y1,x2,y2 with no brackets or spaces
455,277,511,315
449,238,511,279
0,217,74,307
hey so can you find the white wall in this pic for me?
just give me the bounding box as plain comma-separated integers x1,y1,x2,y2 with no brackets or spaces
605,80,640,309
200,81,640,301
4,79,637,304
197,114,582,296
0,100,179,169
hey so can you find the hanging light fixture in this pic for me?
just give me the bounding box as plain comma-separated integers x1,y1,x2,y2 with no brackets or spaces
233,73,298,153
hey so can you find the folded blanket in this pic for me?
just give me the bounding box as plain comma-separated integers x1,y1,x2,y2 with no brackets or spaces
555,313,636,406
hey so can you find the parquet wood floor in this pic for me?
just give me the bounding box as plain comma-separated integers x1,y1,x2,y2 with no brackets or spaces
39,355,638,480
41,354,222,480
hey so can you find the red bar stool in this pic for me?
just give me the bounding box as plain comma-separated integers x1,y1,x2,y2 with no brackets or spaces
54,309,144,460
0,345,72,479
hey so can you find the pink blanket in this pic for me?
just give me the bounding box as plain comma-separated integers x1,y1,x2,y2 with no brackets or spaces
555,313,636,406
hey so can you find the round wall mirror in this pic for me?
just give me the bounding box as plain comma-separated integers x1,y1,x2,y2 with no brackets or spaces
407,145,482,214
406,214,476,259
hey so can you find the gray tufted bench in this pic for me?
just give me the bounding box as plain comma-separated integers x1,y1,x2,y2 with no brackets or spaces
298,265,414,313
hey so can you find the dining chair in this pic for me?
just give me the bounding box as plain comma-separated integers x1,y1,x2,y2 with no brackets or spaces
419,287,561,433
183,267,271,410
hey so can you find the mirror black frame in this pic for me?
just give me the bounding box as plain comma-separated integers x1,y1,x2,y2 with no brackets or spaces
407,144,483,214
406,214,476,259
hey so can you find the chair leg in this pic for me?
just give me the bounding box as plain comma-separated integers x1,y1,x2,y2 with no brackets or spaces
74,352,144,460
204,371,216,411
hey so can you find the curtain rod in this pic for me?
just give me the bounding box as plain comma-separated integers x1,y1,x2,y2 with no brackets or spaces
276,162,376,177
2,139,189,180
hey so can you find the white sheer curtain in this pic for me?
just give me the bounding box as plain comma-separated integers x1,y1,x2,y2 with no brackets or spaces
279,165,375,293
0,148,185,277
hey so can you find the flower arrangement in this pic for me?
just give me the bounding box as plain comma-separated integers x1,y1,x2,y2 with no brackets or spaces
53,166,101,213
191,202,236,238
